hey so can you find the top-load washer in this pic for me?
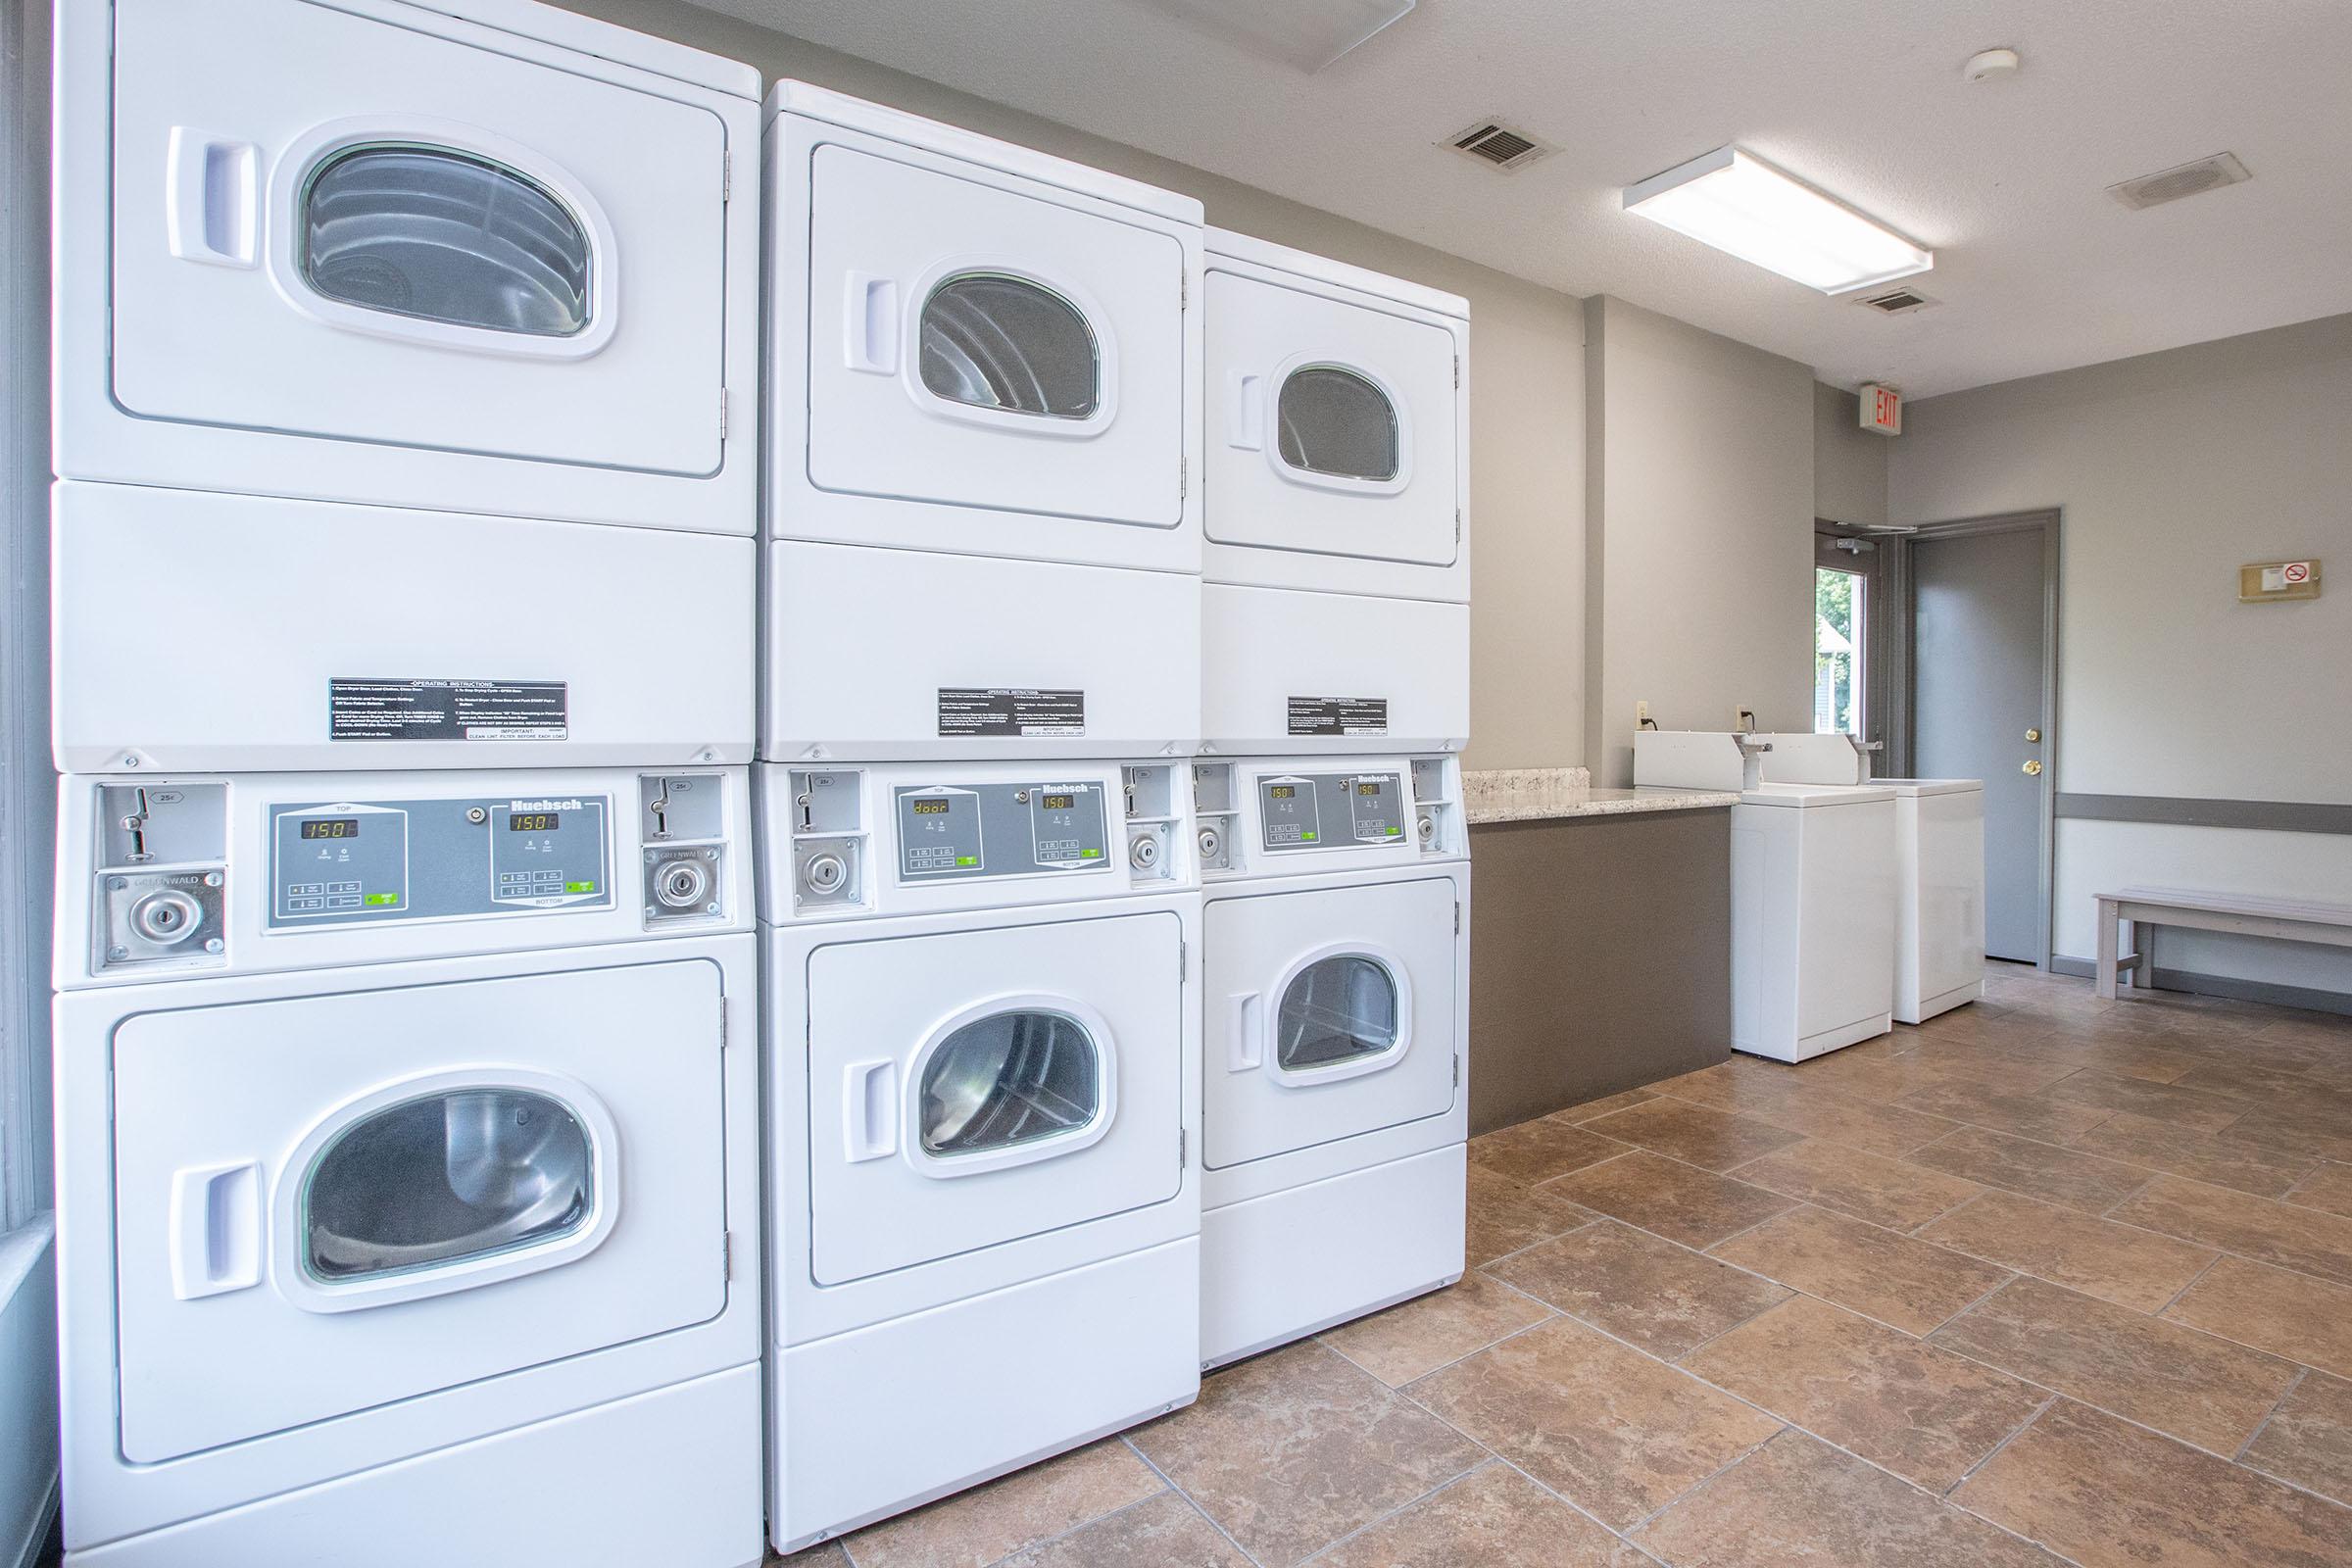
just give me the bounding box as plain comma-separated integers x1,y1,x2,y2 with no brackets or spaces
762,84,1203,760
1201,230,1469,755
50,0,762,774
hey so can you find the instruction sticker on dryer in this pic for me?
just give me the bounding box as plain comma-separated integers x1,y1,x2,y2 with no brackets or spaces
937,688,1086,739
329,679,569,742
1288,696,1389,737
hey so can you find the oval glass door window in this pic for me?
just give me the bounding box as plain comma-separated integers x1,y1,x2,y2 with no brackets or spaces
920,1009,1101,1154
1278,367,1398,481
918,274,1101,418
301,145,592,336
302,1089,592,1282
1278,955,1400,1069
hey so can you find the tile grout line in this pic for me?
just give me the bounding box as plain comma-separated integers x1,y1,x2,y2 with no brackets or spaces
2150,1250,2228,1318
1117,1434,1271,1568
2233,1364,2310,1465
1941,1392,2058,1498
1917,1264,2022,1340
1288,1462,1500,1567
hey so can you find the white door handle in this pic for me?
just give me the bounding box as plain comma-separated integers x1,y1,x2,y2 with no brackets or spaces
169,1160,262,1299
1227,372,1264,451
165,128,258,268
844,272,899,373
843,1058,899,1162
1226,992,1262,1072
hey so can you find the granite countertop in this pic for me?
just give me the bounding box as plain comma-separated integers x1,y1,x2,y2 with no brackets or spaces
1463,767,1740,824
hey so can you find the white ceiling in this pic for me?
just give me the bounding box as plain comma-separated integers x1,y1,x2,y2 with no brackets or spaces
693,0,2352,396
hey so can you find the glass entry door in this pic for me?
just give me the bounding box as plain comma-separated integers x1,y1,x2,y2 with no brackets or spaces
109,960,727,1463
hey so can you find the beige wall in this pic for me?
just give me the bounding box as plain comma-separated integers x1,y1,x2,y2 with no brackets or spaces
1584,296,1816,785
1813,382,1888,529
1892,313,2352,994
559,0,1589,771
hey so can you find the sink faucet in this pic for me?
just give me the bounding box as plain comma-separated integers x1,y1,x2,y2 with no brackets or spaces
1733,731,1773,790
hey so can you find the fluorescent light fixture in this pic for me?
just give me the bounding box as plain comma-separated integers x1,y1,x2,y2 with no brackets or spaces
1623,147,1933,295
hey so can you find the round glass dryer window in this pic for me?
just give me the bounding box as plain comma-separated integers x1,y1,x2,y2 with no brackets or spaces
918,273,1101,418
302,1088,592,1282
920,1008,1102,1155
301,145,592,336
1277,955,1400,1070
1278,367,1399,481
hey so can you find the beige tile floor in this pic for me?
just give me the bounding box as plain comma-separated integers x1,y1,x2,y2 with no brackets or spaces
776,967,2352,1567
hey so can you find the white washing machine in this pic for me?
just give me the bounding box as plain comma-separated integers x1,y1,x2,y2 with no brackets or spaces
50,0,760,773
1758,735,1986,1022
1201,229,1469,755
1635,733,1897,1061
1191,756,1469,1368
759,760,1200,1550
761,83,1203,760
50,766,762,1567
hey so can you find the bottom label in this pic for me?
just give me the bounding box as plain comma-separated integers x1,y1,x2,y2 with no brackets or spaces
938,688,1086,739
1289,696,1390,737
329,678,569,742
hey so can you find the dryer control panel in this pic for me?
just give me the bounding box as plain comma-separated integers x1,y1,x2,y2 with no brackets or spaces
1256,772,1405,852
268,795,612,928
893,781,1110,882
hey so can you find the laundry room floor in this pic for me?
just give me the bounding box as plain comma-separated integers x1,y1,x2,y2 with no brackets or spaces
775,968,2352,1568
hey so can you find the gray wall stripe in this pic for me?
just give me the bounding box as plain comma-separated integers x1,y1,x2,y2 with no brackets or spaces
2049,955,2352,1016
2054,793,2352,836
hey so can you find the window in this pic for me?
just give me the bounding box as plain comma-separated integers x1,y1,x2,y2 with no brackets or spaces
1277,955,1400,1070
301,145,592,336
918,273,1101,418
1277,366,1399,481
1815,564,1866,737
919,1008,1101,1155
302,1089,592,1282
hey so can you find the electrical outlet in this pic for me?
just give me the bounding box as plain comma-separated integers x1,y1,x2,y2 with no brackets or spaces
1636,700,1649,725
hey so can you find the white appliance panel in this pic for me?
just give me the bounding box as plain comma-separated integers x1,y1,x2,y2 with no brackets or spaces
1202,878,1458,1169
1200,583,1467,755
111,960,727,1461
806,912,1184,1284
1204,270,1459,572
54,482,754,772
1900,787,1987,1021
803,144,1185,532
107,0,729,481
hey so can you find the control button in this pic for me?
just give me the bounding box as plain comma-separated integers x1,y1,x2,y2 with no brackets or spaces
327,881,360,894
293,882,324,896
288,897,324,911
498,872,524,886
327,895,361,909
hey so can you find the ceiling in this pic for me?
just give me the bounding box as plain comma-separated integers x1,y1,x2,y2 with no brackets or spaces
691,0,2352,396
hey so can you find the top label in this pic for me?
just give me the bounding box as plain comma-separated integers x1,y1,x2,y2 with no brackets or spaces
330,678,568,742
938,688,1086,739
1288,696,1389,737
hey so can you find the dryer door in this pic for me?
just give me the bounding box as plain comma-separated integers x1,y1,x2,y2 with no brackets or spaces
1203,879,1458,1169
803,143,1187,539
110,960,728,1463
1204,270,1460,570
109,0,728,481
806,911,1184,1285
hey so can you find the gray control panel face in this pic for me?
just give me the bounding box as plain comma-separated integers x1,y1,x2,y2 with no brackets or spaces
269,795,612,927
894,781,1111,881
1258,772,1405,853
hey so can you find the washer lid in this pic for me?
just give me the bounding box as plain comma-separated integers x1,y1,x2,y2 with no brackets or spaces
1878,778,1984,797
1740,783,1898,808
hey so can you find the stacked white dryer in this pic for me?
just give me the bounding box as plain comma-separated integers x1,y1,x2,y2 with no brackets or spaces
48,2,766,1563
758,85,1205,1553
1194,232,1473,1366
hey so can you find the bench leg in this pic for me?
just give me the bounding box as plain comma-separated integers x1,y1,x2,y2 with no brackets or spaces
2097,903,2120,1000
2130,920,2155,990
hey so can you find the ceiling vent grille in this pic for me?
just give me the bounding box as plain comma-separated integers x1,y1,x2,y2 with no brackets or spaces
1446,120,1555,172
1856,286,1938,316
2108,152,2251,211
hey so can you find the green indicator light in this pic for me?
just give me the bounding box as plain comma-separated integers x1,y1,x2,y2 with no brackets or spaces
1387,826,1402,835
956,856,979,866
1301,831,1318,841
1081,848,1102,858
565,880,596,894
364,892,399,906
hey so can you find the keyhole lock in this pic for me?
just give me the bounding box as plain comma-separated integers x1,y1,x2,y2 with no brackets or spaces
2025,728,2042,743
2023,760,2043,776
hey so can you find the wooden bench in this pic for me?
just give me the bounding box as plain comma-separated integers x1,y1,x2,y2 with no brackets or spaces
2095,887,2352,1000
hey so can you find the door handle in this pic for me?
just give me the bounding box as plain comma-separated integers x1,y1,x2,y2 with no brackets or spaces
2023,760,2043,776
169,1160,262,1299
843,272,899,374
843,1058,899,1161
165,128,259,269
1227,373,1264,451
1227,992,1262,1072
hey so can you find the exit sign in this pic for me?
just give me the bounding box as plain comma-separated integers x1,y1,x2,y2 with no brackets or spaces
1860,383,1902,436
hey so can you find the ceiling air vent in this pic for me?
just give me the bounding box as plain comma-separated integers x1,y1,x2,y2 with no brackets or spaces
1856,286,1938,316
1446,120,1555,172
2108,152,2251,211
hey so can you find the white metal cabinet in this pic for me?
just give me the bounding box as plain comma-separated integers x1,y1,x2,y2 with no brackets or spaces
1202,878,1458,1170
805,911,1184,1283
110,960,726,1462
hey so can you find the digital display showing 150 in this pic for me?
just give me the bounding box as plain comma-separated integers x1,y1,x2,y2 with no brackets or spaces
1268,786,1297,800
1357,781,1385,796
509,812,562,832
1039,794,1075,811
299,817,360,840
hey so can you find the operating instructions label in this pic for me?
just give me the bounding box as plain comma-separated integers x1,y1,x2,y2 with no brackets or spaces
1288,696,1389,737
329,679,570,742
937,688,1086,739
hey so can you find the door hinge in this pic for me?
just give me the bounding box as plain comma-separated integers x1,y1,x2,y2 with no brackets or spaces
718,389,730,441
1453,355,1460,389
719,996,730,1048
1453,1054,1461,1088
1181,275,1189,310
1179,1127,1188,1167
1455,508,1463,543
722,150,732,202
1180,456,1189,500
722,1230,734,1279
1454,902,1463,935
